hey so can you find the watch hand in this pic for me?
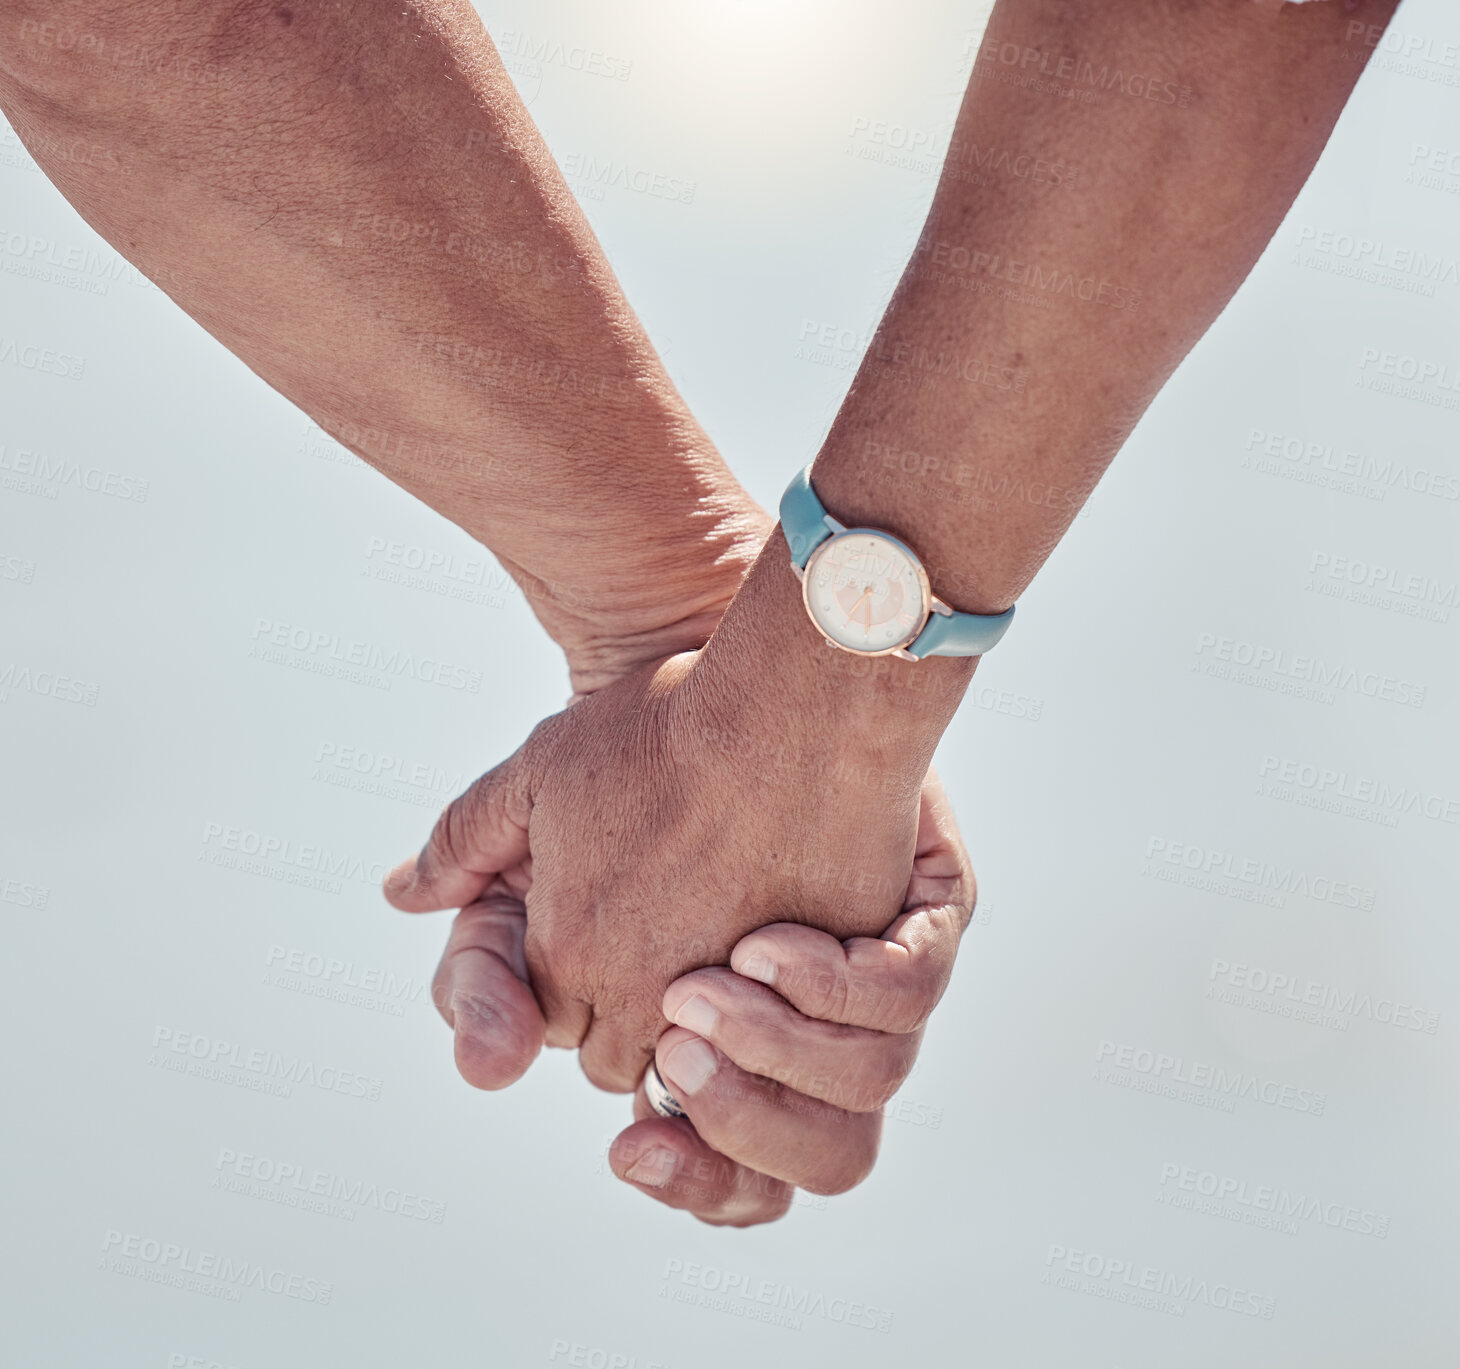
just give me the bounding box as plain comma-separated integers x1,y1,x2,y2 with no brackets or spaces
843,587,870,624
863,595,873,632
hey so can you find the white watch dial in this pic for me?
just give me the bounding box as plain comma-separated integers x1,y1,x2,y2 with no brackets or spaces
803,530,930,655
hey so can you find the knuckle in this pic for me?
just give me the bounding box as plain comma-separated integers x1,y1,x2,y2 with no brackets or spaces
525,712,562,749
846,956,940,1034
665,1151,739,1212
691,1075,778,1155
802,1119,880,1196
785,1066,840,1103
523,904,559,961
873,978,937,1035
840,1040,919,1112
869,1035,922,1106
432,798,471,873
523,896,579,975
792,958,850,1021
697,1102,762,1164
845,970,902,1027
886,1031,923,1085
817,1044,891,1111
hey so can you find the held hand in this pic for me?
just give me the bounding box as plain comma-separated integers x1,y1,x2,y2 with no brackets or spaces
384,643,931,1094
610,771,973,1225
405,770,973,1227
385,543,973,1223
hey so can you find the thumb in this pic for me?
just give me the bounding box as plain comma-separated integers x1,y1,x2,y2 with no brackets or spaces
383,746,533,913
433,896,545,1091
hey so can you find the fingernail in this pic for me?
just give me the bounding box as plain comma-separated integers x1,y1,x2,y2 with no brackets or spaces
738,954,777,987
671,994,720,1039
625,1146,677,1189
662,1038,718,1097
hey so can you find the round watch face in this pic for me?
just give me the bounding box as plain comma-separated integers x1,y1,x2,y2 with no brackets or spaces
802,529,931,655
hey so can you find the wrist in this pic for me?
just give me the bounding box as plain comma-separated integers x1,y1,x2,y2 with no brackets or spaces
688,532,973,789
509,475,772,697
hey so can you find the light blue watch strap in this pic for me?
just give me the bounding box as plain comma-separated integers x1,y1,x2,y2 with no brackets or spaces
779,465,837,568
780,463,1016,659
906,603,1015,659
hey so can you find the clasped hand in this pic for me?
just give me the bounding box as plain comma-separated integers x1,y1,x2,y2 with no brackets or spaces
384,584,974,1226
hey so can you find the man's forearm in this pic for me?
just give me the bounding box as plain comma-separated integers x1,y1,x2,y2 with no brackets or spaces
0,0,766,690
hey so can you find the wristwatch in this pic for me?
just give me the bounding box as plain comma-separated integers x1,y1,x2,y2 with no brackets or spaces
780,464,1015,659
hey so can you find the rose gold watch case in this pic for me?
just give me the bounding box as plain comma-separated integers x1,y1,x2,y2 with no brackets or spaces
798,526,934,658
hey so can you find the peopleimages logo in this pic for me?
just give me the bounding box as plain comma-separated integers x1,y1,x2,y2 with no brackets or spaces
561,152,696,205
1,873,51,909
311,739,472,811
976,35,1190,107
199,821,388,896
313,740,470,792
914,237,1141,310
1356,346,1460,384
362,536,514,608
1043,1243,1276,1319
866,334,1030,392
0,335,86,379
1144,837,1375,911
1242,427,1460,502
0,661,99,707
214,1147,445,1223
1157,1163,1390,1239
263,942,429,1017
1191,636,1419,709
248,618,484,694
1308,551,1457,617
1207,959,1439,1035
1410,143,1460,175
548,1343,665,1369
1258,755,1460,827
794,322,1033,393
1347,20,1460,83
1292,225,1459,295
941,133,1079,188
149,1025,384,1102
659,1259,893,1333
0,552,35,585
0,224,152,291
869,436,1082,519
1094,1040,1325,1115
0,440,149,502
494,30,633,81
100,1229,332,1305
1355,346,1460,409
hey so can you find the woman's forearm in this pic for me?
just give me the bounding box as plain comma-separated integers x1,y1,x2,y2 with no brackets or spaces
699,0,1401,778
812,0,1400,616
